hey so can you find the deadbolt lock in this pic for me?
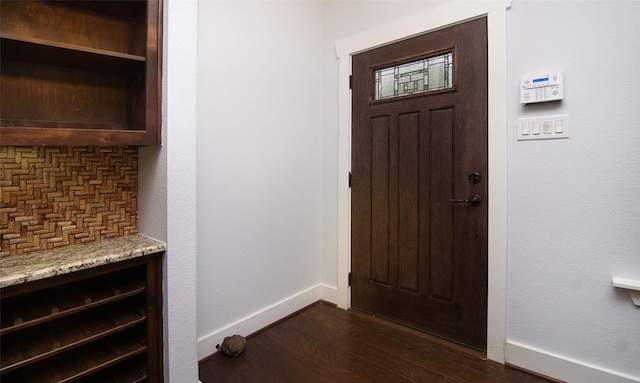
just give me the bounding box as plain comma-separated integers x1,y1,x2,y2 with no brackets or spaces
468,172,481,184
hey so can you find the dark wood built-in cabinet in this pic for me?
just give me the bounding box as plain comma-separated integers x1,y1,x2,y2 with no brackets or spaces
0,0,162,146
0,254,163,382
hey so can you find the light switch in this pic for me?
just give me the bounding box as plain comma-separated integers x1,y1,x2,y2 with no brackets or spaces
532,122,541,135
517,114,569,141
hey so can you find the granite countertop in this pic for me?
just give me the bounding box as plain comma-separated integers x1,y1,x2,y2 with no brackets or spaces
0,234,166,288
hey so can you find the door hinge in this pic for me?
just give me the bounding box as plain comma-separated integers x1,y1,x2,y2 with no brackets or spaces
348,172,352,188
348,272,352,286
349,75,353,89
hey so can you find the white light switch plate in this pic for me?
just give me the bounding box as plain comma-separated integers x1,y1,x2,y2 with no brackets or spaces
517,114,569,141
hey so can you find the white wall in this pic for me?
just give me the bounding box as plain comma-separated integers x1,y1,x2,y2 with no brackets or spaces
506,1,640,381
195,2,452,360
196,1,328,360
193,1,640,382
139,0,199,381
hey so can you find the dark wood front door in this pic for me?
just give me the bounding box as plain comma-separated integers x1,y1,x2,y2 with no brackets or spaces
351,17,488,350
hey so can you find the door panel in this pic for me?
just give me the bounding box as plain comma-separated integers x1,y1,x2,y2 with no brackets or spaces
398,112,419,293
351,17,488,349
371,116,390,285
429,108,455,302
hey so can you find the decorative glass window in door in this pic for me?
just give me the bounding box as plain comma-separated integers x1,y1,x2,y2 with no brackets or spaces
375,51,453,100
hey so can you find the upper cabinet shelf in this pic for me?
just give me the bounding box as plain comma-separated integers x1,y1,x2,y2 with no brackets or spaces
0,33,146,73
0,0,163,146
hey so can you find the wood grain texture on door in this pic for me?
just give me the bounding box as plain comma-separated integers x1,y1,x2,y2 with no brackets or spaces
351,17,488,350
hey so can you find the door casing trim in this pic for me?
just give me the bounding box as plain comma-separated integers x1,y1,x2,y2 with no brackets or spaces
334,0,511,363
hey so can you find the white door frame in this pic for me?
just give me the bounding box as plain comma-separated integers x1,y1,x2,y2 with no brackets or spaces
334,0,511,363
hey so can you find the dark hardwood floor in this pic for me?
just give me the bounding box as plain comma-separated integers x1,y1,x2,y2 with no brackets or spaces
199,301,554,383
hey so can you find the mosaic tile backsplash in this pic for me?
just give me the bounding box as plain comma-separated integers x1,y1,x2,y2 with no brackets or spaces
0,146,138,257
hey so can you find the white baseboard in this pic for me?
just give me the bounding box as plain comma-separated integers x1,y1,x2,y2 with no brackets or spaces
196,283,338,361
505,340,640,383
319,283,338,303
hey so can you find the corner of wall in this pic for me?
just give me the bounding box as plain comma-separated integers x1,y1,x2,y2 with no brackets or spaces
196,284,329,361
